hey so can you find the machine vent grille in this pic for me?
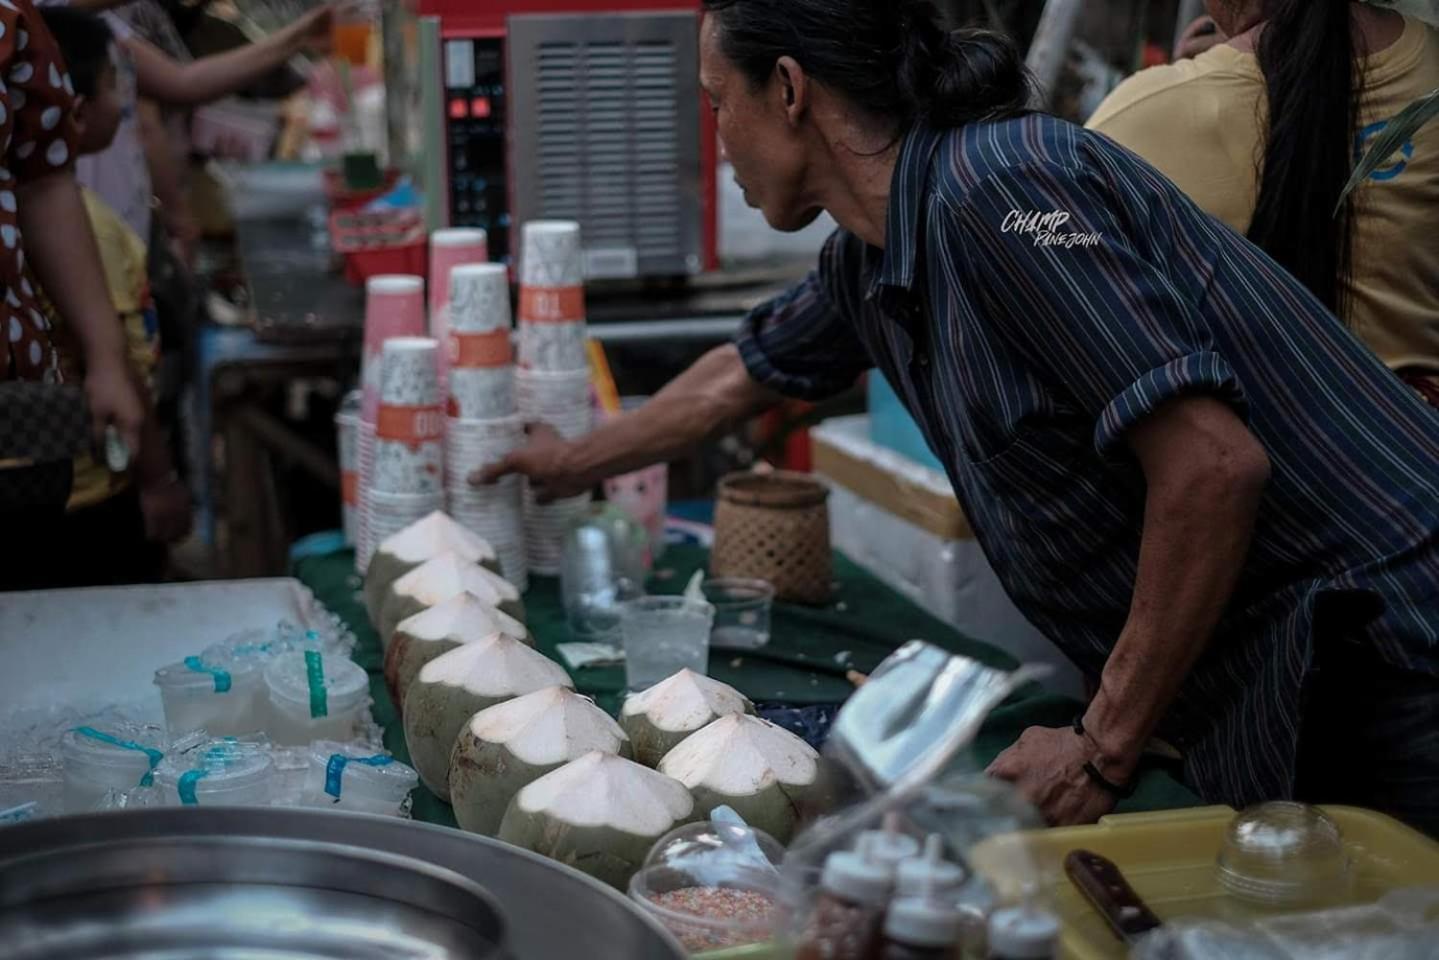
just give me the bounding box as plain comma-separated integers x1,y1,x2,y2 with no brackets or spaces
533,38,683,270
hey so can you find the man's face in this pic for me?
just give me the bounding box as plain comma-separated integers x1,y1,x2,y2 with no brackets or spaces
699,14,821,233
77,59,123,154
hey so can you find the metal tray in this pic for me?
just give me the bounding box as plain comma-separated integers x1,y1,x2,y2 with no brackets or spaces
0,807,687,960
0,835,506,959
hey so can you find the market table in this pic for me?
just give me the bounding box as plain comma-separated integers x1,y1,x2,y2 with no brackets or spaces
293,544,1199,828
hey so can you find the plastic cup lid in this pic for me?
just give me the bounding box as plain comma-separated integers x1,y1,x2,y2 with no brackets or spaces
308,741,418,802
156,741,273,801
265,652,369,715
154,653,257,691
62,724,166,776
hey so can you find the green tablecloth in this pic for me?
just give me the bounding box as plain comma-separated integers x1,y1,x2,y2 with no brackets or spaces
293,544,1198,828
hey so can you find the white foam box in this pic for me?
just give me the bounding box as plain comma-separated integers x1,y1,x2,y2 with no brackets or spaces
811,415,1085,698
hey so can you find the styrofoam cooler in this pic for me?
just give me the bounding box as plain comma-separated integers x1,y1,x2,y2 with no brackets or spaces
516,220,586,372
430,229,490,387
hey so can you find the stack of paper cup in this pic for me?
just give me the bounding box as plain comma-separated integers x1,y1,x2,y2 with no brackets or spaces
514,221,595,576
516,220,587,372
361,276,426,423
357,275,426,572
447,264,515,420
429,228,489,388
444,262,526,588
335,390,361,546
364,337,446,567
447,415,527,591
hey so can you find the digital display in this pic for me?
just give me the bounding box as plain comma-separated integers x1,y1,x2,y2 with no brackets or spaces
446,38,510,260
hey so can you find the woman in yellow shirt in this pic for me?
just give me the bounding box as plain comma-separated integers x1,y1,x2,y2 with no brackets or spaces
1089,1,1439,404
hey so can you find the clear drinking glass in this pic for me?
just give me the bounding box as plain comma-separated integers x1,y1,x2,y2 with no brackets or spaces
560,506,650,639
703,578,776,650
620,596,716,692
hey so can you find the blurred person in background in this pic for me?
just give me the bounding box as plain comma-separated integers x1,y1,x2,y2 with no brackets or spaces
37,7,188,585
0,0,145,590
1089,1,1439,405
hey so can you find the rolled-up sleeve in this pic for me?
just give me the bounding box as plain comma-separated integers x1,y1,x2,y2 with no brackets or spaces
947,162,1249,459
734,229,873,401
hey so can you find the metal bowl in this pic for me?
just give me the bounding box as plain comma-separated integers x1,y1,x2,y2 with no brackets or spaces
0,807,687,960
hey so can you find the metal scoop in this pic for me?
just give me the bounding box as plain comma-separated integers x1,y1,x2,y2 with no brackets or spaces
794,641,1047,855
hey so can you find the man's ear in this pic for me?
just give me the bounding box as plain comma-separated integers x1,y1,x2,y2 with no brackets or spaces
774,55,808,125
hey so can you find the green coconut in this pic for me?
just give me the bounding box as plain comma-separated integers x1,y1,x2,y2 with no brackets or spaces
497,751,695,891
364,511,500,623
619,669,754,767
658,713,831,845
379,550,526,645
384,592,531,709
449,686,632,836
402,634,571,800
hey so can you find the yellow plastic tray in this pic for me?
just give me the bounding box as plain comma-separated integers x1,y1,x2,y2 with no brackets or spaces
969,805,1439,960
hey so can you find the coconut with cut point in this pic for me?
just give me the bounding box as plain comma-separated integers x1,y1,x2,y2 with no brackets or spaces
498,751,695,890
403,634,571,799
384,592,532,709
658,713,830,845
379,550,525,644
618,669,754,767
364,511,500,622
449,686,632,836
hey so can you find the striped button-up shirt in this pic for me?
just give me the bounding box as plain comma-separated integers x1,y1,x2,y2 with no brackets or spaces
736,113,1439,808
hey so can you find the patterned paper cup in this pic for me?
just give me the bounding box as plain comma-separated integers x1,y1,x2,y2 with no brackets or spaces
363,276,425,422
516,319,587,373
448,365,515,421
380,337,441,407
450,263,511,333
519,220,583,288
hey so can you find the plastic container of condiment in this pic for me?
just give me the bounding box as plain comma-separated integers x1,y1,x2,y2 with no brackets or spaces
986,902,1059,960
882,889,964,959
797,834,894,960
153,740,275,807
60,724,166,813
153,652,264,738
628,816,786,953
896,834,966,898
263,651,370,745
859,812,923,875
302,741,417,815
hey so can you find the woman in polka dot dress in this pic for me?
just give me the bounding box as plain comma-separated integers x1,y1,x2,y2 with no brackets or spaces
0,0,142,449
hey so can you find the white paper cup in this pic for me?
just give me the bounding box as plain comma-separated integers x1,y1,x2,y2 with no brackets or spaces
371,438,444,495
380,337,441,407
448,366,515,421
449,263,512,333
520,220,583,288
516,320,587,372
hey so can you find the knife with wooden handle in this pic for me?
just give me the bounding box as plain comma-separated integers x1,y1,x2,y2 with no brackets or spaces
1064,849,1163,943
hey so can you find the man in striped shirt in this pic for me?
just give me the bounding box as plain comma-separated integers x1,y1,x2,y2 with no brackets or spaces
482,2,1439,832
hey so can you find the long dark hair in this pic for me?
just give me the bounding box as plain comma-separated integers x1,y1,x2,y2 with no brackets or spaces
701,0,1032,133
1249,0,1363,319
